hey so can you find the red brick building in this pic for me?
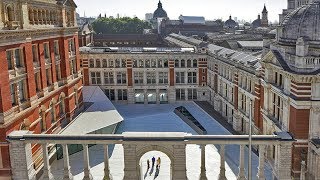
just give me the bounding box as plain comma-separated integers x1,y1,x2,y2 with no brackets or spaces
0,0,83,178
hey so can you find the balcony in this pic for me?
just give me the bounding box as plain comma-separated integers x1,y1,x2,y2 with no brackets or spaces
7,131,295,180
6,21,20,30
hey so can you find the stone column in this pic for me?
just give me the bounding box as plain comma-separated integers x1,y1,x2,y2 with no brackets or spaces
7,131,36,180
82,144,93,180
300,161,306,180
103,145,112,180
172,144,188,180
273,132,294,180
123,144,138,180
200,145,207,180
218,145,227,180
62,144,73,180
237,145,247,180
256,145,266,180
21,1,31,29
233,111,242,132
42,144,54,180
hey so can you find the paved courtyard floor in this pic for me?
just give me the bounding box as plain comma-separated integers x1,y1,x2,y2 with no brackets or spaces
49,102,273,180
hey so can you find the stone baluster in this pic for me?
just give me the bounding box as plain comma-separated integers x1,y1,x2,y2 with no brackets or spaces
218,145,227,180
42,144,54,180
200,145,207,180
62,144,73,180
256,145,266,180
103,145,112,180
237,145,247,180
82,144,93,180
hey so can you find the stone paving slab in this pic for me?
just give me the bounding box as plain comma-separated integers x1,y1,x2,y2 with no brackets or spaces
48,102,272,180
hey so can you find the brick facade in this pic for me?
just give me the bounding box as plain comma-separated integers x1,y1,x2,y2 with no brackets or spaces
0,0,83,178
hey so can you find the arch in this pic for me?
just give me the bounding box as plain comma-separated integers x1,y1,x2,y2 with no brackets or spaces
136,145,175,163
135,145,174,180
6,4,14,21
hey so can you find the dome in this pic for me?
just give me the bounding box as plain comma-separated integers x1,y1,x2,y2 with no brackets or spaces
252,15,261,29
224,16,238,28
153,1,168,19
279,1,320,42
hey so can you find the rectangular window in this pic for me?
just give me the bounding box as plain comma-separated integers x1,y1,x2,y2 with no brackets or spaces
32,45,39,62
102,59,108,68
54,41,60,59
56,64,61,81
18,81,25,102
118,89,128,100
68,39,75,56
115,59,120,68
158,59,163,68
89,59,94,68
104,89,115,101
145,60,151,68
138,60,144,68
109,60,114,68
188,89,197,100
147,72,156,84
46,69,52,86
164,59,168,68
91,72,101,85
10,84,16,105
117,72,127,84
121,59,127,68
104,72,114,84
96,59,101,68
133,60,138,68
14,49,22,67
176,89,185,101
6,50,13,70
44,43,50,60
134,72,144,84
159,72,168,84
35,72,41,92
151,59,157,68
187,72,197,84
175,72,185,84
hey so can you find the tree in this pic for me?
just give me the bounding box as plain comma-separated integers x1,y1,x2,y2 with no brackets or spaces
92,17,152,34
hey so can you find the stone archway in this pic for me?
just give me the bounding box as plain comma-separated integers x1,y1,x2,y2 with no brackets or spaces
123,142,188,180
138,150,172,180
136,145,174,180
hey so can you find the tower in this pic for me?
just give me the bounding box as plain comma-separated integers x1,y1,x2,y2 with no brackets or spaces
261,4,268,27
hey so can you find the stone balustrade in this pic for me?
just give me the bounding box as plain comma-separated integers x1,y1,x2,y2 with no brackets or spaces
7,131,295,180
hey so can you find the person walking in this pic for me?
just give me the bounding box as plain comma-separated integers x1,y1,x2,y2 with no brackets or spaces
151,156,156,167
147,159,150,169
156,157,161,169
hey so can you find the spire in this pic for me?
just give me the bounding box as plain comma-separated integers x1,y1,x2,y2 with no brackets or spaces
262,4,268,13
158,0,162,8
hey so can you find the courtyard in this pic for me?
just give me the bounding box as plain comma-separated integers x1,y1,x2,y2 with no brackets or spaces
49,102,272,180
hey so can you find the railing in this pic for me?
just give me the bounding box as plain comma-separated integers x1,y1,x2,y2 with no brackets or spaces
7,131,295,180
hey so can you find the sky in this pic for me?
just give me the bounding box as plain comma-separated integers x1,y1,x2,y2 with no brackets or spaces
74,0,287,23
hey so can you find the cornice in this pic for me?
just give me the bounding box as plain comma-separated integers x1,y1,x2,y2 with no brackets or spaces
0,27,78,46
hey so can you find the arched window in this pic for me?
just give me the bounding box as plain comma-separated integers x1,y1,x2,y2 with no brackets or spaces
174,59,179,68
6,5,14,21
193,59,198,68
187,59,192,67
